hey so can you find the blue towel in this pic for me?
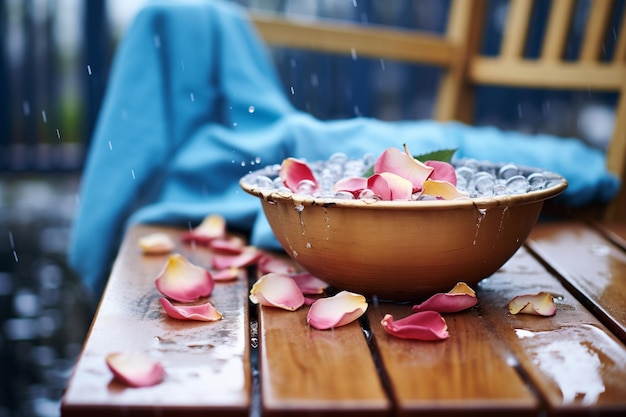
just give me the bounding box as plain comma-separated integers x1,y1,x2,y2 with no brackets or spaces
69,0,619,298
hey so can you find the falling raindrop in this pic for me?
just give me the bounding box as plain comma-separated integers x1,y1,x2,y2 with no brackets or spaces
248,106,255,113
353,0,357,7
181,59,185,71
56,129,61,139
190,93,195,102
87,65,92,75
517,104,523,118
108,141,113,150
23,101,31,115
380,59,385,70
290,86,295,95
131,169,136,180
351,47,357,60
41,110,47,123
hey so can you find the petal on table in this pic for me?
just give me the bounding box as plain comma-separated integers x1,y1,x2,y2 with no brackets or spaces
212,267,240,281
181,214,226,245
159,298,222,322
425,160,457,186
290,271,329,295
257,254,297,275
105,352,165,388
307,291,368,330
249,273,304,311
279,157,318,193
412,282,477,313
374,146,433,192
155,254,214,302
138,232,175,255
212,246,263,270
422,179,469,200
381,311,449,341
209,236,246,255
508,292,556,316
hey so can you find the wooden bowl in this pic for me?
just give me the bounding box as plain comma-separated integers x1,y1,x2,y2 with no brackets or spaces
240,162,567,301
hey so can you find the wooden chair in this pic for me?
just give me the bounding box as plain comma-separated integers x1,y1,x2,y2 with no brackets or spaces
251,0,626,222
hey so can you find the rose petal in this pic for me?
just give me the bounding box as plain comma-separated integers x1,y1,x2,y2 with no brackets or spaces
138,233,175,255
422,179,469,200
159,298,222,322
307,291,368,330
155,254,214,302
374,145,433,192
425,160,457,186
381,311,449,341
279,157,318,193
257,254,297,275
412,282,478,313
508,292,557,316
105,352,165,387
249,273,304,311
290,271,329,295
368,172,413,200
209,236,246,255
181,214,226,245
212,267,240,281
333,176,368,198
212,246,263,270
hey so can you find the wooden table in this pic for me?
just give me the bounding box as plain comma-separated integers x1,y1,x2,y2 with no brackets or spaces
61,220,626,417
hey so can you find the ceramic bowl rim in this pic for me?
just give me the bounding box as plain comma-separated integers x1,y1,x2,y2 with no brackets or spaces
239,161,568,210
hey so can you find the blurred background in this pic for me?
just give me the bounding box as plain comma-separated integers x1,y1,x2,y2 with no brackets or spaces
0,0,620,416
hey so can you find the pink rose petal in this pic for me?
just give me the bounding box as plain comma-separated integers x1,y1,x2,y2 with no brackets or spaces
333,176,368,198
257,254,297,275
209,236,245,255
425,160,457,186
381,311,449,341
279,157,319,193
181,214,226,245
159,298,222,322
212,267,240,281
374,145,433,192
138,233,175,255
105,352,165,387
307,291,368,330
290,271,329,295
422,179,469,200
155,254,214,302
212,246,263,270
508,292,557,316
412,282,478,313
249,273,305,311
368,172,413,201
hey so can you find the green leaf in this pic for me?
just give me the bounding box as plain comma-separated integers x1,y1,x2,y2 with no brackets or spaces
414,148,457,163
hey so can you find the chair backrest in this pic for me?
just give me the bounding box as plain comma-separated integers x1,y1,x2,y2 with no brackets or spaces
251,0,626,222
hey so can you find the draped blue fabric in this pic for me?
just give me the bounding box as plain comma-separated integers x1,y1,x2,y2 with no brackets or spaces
69,0,619,297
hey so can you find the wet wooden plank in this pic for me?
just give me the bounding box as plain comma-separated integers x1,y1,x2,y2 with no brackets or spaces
527,221,626,342
477,246,626,415
61,225,250,417
258,303,390,416
368,302,538,417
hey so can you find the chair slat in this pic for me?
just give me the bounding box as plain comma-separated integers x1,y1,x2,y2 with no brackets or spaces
614,7,626,62
501,0,534,59
580,0,614,62
540,0,576,61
